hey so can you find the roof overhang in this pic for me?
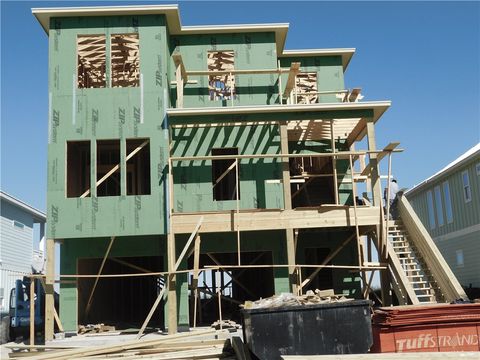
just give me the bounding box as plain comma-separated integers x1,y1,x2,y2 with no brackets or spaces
167,101,390,121
279,48,355,71
167,101,391,143
0,191,46,222
32,5,351,61
32,5,289,54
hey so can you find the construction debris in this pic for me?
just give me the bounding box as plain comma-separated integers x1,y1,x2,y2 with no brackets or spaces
7,329,236,360
242,289,354,309
77,323,115,334
211,320,241,330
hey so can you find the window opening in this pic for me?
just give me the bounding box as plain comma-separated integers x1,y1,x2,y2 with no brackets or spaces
111,34,140,87
295,72,318,104
462,170,471,202
77,35,106,88
126,139,150,195
434,185,444,226
426,190,435,229
443,181,453,224
97,140,121,197
456,249,464,267
212,148,239,201
208,51,235,101
67,141,91,197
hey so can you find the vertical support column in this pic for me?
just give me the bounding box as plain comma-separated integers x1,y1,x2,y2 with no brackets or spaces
192,234,201,328
279,122,297,294
45,238,55,341
330,120,339,205
167,233,177,334
365,118,391,306
175,65,183,109
30,276,35,345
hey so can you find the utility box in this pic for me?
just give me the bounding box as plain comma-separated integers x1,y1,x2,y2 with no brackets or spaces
241,300,372,360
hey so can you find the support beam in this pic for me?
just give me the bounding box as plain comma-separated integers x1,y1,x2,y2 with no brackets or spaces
280,122,298,294
167,233,177,335
330,120,339,205
30,276,35,346
172,53,188,84
44,238,55,341
85,236,116,317
175,56,184,108
39,278,64,333
192,234,201,328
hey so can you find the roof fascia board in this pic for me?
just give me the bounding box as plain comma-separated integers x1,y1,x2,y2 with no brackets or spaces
0,191,46,221
32,5,289,54
279,48,355,70
167,101,390,121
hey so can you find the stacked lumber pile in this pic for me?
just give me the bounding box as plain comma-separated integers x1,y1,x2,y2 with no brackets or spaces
373,303,480,326
7,329,238,360
242,289,353,309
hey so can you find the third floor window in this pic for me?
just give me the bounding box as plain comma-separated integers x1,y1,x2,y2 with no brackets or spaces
77,34,140,89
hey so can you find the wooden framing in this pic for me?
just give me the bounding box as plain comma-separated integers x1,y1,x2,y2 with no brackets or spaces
85,236,116,317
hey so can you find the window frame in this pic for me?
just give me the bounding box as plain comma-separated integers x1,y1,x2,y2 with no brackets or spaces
434,185,444,227
442,181,453,224
76,34,107,89
456,249,464,267
461,170,472,203
426,190,436,230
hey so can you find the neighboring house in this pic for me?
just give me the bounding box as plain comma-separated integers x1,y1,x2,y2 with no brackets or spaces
32,4,465,337
0,191,46,312
406,143,480,288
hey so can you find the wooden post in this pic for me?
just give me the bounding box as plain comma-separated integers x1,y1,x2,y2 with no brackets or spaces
280,122,297,294
45,238,55,341
30,276,35,346
330,120,339,205
175,63,184,108
366,118,391,305
167,233,177,334
235,159,241,265
193,235,201,328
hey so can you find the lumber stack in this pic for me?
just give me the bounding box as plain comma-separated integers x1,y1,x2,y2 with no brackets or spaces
7,329,237,360
371,303,480,352
373,303,480,327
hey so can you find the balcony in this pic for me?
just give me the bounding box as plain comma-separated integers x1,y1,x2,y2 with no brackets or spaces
171,52,363,110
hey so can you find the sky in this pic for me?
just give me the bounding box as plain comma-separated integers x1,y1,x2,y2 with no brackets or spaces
1,0,479,214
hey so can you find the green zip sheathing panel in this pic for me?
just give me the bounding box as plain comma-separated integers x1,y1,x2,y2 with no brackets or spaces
60,235,165,331
171,124,284,212
47,15,170,239
279,55,345,103
169,33,279,108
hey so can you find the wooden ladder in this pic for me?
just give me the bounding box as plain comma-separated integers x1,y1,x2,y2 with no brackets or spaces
388,219,440,304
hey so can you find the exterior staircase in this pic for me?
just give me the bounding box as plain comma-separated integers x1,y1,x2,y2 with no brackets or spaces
387,220,438,304
384,193,468,305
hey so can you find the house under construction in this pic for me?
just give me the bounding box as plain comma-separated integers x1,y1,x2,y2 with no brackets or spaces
32,4,467,340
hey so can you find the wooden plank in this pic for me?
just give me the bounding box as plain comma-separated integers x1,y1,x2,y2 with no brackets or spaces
85,236,116,317
283,62,301,98
172,207,381,234
330,120,339,205
39,278,64,333
30,329,217,360
29,276,35,346
44,238,55,341
140,217,202,338
193,234,201,328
